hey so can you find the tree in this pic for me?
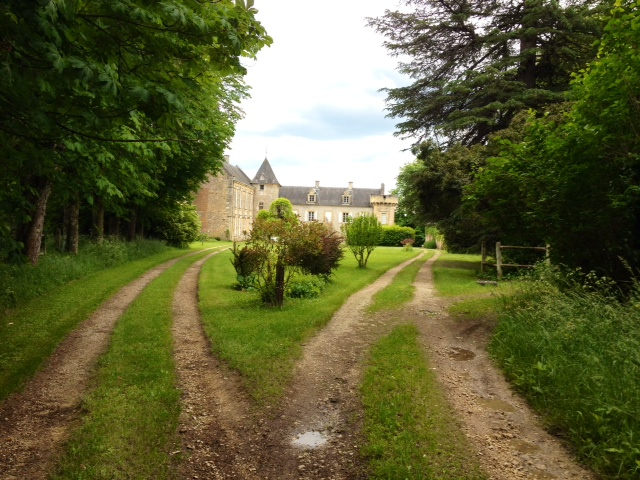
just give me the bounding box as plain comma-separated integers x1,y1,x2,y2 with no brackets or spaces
234,199,343,307
0,0,271,262
469,0,640,283
367,0,605,146
342,214,383,268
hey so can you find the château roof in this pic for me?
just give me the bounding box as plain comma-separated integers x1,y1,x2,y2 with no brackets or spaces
223,163,253,186
279,185,385,208
251,158,280,185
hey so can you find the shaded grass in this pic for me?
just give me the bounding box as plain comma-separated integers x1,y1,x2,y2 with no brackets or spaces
0,238,170,311
490,282,640,479
368,250,434,313
52,250,214,480
361,324,487,480
448,296,501,321
0,242,227,402
198,247,420,405
433,253,486,297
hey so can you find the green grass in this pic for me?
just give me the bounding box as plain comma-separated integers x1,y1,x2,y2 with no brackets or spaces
198,246,420,405
0,242,228,402
368,250,434,313
361,324,487,480
490,282,640,479
52,250,214,480
433,253,487,297
448,296,501,321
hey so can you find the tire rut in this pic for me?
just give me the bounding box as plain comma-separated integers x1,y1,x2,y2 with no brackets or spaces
410,252,595,480
255,253,427,479
172,249,262,479
0,248,217,480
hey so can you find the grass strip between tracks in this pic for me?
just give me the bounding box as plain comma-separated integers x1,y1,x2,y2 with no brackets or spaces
199,246,421,405
52,249,214,479
368,250,434,313
361,324,487,480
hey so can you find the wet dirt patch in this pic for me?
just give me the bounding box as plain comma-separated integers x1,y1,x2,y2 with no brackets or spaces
508,438,541,454
477,397,518,413
448,346,476,361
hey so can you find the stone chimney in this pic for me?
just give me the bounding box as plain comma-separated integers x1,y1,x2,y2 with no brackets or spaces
381,183,385,195
348,181,353,190
223,155,229,163
315,180,320,188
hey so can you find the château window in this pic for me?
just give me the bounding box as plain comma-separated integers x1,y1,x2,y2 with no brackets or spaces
342,212,350,223
308,211,316,221
259,184,265,190
308,194,316,203
342,195,350,205
259,202,264,210
381,212,388,225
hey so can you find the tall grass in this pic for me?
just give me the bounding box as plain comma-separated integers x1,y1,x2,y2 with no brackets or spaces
490,279,640,478
0,238,172,311
361,325,486,479
199,247,420,404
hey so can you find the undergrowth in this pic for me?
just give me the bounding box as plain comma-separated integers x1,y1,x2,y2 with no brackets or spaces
490,272,640,479
0,238,172,312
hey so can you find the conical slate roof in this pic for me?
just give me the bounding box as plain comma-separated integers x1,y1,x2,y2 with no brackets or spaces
251,158,280,185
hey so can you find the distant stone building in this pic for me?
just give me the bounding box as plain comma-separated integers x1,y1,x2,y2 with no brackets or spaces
195,157,398,241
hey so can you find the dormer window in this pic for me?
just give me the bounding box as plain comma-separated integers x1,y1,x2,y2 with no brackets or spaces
342,195,351,205
307,193,316,203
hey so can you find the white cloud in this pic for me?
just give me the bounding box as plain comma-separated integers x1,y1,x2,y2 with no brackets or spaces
228,0,414,191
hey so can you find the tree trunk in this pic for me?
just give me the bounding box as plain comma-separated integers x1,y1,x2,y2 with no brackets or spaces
128,208,137,241
67,195,79,255
519,0,537,89
92,199,104,244
275,262,285,307
26,182,53,265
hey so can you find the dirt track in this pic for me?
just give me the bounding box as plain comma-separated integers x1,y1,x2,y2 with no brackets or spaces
0,250,594,479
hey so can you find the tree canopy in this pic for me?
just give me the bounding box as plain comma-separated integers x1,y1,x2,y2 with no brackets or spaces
0,0,271,262
368,0,605,146
470,0,640,282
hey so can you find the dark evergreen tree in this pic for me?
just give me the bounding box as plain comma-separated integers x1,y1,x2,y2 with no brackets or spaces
368,0,606,146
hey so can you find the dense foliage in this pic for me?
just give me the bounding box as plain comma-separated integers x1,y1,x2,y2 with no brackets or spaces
368,0,605,146
0,0,270,263
379,225,416,247
342,214,383,268
490,267,640,478
470,1,640,282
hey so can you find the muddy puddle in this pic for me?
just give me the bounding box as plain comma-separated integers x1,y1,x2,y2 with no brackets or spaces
448,347,476,361
292,431,328,449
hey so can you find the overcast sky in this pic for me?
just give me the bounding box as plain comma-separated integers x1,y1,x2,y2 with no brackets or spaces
227,0,413,193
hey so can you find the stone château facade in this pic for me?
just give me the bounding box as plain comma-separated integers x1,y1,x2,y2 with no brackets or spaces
195,157,398,241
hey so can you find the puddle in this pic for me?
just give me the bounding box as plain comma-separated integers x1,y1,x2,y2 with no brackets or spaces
477,398,517,412
448,347,476,361
508,439,540,454
292,431,328,449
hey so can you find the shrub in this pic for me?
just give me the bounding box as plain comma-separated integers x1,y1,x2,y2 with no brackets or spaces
342,214,383,268
379,225,415,247
424,240,437,249
150,201,201,248
286,275,327,299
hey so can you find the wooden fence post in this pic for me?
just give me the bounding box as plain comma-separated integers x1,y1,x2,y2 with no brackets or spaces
496,242,503,280
545,244,551,265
